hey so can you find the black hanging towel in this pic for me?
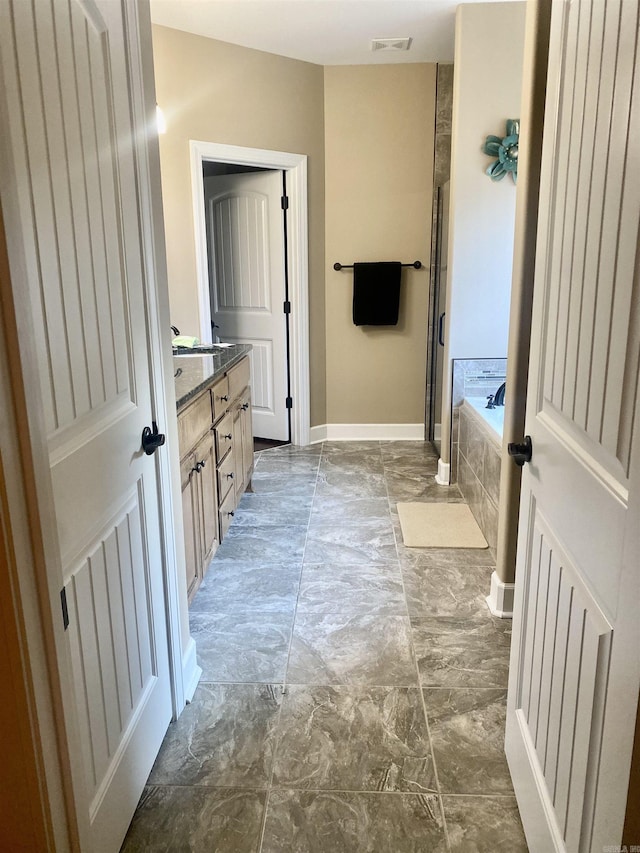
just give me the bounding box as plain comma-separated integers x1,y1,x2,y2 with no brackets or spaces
352,262,402,326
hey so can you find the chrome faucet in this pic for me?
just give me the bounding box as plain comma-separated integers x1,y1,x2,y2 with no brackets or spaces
486,382,506,409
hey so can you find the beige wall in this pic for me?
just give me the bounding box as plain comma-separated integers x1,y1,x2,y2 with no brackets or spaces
324,64,436,425
153,27,437,429
439,2,526,463
151,25,327,424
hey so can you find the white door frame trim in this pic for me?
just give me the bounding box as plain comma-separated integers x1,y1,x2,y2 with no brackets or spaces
135,5,193,714
190,140,310,447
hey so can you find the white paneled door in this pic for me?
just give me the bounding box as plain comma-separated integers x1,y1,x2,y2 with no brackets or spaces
205,170,289,441
506,1,640,850
0,0,172,850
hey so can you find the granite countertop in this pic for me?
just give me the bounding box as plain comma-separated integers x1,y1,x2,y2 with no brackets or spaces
173,344,252,410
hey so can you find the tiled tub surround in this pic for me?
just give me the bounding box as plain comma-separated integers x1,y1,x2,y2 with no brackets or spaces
457,400,502,552
450,358,506,483
121,441,527,853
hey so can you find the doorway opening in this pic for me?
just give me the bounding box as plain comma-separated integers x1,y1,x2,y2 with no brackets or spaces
190,141,310,447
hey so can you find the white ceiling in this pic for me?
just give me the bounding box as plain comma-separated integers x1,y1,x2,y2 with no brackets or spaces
149,0,517,66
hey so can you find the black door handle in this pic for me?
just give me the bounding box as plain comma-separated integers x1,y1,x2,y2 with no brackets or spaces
438,312,445,346
142,421,166,455
508,435,532,467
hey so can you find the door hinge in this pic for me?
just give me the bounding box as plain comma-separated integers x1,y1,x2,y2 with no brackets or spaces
283,300,291,314
281,195,289,210
286,396,293,409
60,587,69,631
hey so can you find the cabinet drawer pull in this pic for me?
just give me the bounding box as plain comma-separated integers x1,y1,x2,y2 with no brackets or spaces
227,472,234,479
228,510,235,517
219,394,229,402
198,459,206,469
241,403,249,411
224,433,232,440
191,461,203,474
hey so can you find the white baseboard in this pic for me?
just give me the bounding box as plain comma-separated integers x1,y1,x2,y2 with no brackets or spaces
435,458,450,485
309,423,424,443
486,570,515,618
181,637,202,704
309,424,328,444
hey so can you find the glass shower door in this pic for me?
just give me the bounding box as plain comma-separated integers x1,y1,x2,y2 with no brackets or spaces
427,181,450,453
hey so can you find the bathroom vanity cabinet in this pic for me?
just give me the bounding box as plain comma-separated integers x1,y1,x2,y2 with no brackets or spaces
175,348,253,602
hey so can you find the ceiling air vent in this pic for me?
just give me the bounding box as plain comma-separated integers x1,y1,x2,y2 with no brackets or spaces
371,37,412,52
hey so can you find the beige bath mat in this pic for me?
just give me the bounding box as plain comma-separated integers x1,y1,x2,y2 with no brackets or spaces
397,502,488,549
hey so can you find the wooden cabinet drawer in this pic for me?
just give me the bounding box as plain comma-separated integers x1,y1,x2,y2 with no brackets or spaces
217,450,236,505
211,375,230,422
228,356,250,402
214,412,234,460
218,485,236,541
177,392,213,457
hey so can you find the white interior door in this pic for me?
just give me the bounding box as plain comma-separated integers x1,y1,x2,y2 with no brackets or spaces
0,1,172,850
204,170,289,441
506,1,640,850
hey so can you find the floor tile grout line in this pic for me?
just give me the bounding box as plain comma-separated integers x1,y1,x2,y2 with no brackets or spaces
251,444,320,853
384,452,453,852
256,686,287,852
142,781,519,799
255,442,323,853
196,679,287,687
278,440,322,697
194,680,442,688
195,679,510,690
257,789,271,853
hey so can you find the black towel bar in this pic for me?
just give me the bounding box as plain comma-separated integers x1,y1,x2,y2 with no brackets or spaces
334,260,422,271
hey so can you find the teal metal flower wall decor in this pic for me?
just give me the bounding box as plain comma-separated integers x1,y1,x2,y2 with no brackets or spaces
483,119,519,184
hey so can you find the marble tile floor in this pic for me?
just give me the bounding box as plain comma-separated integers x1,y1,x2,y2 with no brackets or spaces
121,441,528,852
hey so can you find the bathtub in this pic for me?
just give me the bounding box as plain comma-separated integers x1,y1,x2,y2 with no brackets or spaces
456,397,503,550
463,396,504,444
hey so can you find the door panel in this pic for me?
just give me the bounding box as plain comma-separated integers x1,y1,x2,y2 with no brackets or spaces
21,0,130,442
205,171,288,440
241,387,254,488
212,193,272,311
513,503,613,845
232,337,273,412
0,0,172,850
506,1,640,850
66,493,154,790
195,430,219,565
181,454,199,600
